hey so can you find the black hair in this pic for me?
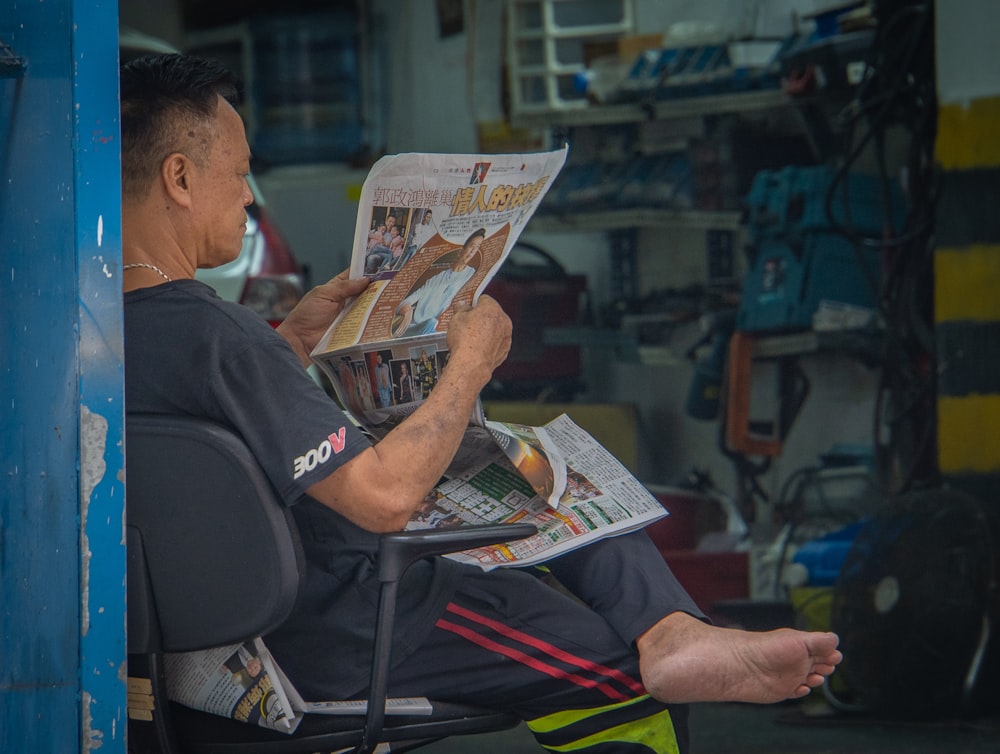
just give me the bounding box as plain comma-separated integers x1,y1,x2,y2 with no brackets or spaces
464,227,487,248
119,53,242,200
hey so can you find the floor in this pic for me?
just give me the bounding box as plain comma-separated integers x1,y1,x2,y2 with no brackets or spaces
418,698,1000,753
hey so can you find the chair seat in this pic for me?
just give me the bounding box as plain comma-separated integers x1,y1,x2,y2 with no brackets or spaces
171,700,521,753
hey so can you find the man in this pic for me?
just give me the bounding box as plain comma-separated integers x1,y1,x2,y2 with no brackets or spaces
121,54,841,753
392,227,485,337
399,207,436,268
375,353,393,408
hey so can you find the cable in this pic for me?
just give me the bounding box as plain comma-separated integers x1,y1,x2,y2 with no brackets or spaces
819,1,938,495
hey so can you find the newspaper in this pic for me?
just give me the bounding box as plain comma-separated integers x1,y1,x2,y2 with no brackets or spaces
164,637,433,736
310,147,568,449
307,147,667,563
410,414,667,569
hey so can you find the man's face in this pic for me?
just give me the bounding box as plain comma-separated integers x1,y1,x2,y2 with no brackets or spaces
191,96,253,268
461,235,483,264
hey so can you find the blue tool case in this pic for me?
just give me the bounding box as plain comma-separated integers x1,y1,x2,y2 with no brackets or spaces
737,166,903,332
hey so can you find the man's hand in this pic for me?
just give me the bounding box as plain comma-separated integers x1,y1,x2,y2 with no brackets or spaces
308,294,512,532
446,295,512,379
277,270,370,366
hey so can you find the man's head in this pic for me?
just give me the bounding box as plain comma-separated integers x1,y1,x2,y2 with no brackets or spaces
120,54,253,268
456,227,486,268
120,54,241,201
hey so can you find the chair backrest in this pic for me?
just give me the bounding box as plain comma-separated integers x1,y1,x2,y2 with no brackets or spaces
126,414,303,654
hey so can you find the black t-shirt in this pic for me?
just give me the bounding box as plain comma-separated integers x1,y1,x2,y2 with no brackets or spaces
125,280,464,699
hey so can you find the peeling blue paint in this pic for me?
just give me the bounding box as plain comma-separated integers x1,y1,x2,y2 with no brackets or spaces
0,1,125,751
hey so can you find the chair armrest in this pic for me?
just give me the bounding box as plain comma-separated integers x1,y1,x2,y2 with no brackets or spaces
356,522,537,754
377,523,538,583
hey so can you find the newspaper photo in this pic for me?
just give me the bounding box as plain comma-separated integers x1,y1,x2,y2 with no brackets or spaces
310,147,568,442
407,414,667,570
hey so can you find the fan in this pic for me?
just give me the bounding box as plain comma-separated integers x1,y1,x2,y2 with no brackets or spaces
828,489,1000,718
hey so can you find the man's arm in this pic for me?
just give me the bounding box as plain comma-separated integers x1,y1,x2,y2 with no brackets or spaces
277,271,371,367
306,296,511,532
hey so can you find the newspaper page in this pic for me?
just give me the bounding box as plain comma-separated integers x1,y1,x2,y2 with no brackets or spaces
165,638,433,735
406,414,668,569
164,638,302,733
310,147,567,442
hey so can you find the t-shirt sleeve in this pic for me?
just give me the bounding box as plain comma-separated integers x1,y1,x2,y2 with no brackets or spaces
207,337,371,503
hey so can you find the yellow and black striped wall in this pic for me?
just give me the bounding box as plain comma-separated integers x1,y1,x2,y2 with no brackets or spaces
935,96,1000,497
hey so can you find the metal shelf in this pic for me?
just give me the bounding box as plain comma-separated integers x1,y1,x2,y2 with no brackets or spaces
529,208,744,233
511,89,787,129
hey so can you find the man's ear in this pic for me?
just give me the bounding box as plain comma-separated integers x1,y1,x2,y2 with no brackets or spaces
161,152,193,207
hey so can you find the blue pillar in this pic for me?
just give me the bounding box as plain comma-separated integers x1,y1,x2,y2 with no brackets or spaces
0,1,126,752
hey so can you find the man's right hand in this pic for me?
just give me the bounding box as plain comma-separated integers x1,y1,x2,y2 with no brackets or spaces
277,270,370,366
447,295,512,378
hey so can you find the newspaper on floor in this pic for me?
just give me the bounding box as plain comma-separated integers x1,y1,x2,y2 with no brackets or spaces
164,637,433,735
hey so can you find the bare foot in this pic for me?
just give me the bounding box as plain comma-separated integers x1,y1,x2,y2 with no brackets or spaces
636,612,843,704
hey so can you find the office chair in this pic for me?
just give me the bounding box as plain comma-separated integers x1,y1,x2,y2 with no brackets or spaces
126,413,536,754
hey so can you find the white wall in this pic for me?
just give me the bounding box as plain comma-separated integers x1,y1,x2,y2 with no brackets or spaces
935,0,1000,105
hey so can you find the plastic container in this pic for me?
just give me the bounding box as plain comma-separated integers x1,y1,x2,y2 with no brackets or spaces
791,521,864,586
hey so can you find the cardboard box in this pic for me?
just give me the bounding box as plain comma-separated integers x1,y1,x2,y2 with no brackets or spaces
617,33,664,62
482,401,638,472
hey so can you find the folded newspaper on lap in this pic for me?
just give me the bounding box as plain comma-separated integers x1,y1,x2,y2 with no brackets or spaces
164,637,433,735
413,413,667,569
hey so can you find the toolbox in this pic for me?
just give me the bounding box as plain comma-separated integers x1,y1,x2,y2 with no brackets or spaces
737,166,901,332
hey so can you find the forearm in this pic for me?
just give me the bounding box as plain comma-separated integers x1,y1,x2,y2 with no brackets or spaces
306,295,510,532
307,352,491,532
375,353,491,490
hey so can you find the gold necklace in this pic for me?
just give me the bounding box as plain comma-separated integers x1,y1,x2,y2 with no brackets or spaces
123,263,172,281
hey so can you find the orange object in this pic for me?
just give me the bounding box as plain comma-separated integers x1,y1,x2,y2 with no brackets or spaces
725,332,783,456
